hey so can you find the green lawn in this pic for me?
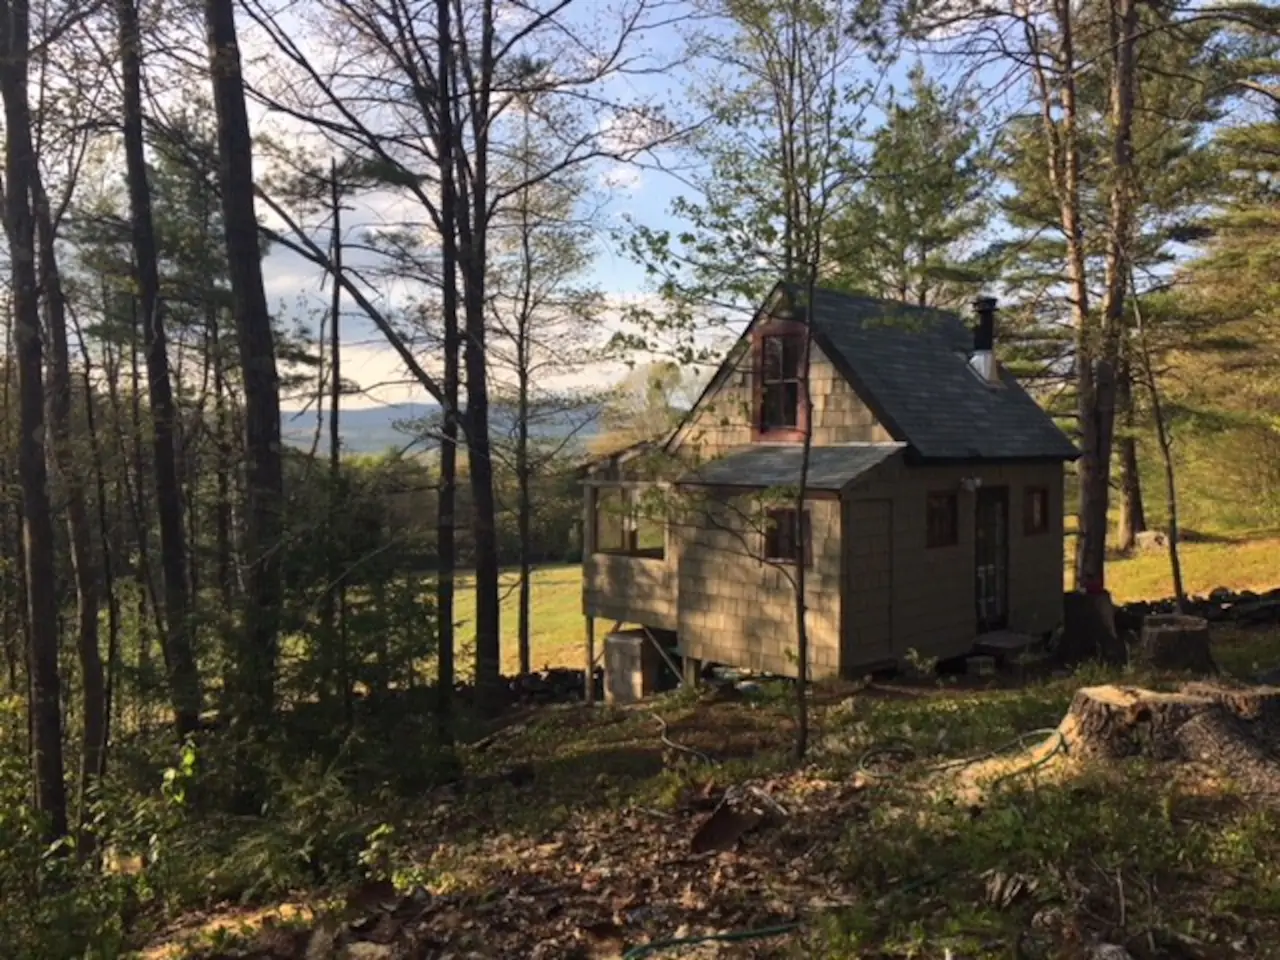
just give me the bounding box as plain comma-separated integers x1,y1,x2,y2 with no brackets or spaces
1099,535,1280,603
454,537,1280,674
453,565,585,675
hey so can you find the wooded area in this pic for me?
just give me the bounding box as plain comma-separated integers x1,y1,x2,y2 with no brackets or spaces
0,0,1275,955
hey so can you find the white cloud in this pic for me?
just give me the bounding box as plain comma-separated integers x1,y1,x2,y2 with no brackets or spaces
601,163,644,191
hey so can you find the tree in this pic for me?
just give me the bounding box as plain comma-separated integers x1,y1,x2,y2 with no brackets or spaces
119,0,203,735
827,64,989,308
905,0,1269,593
205,0,286,733
487,107,603,674
0,0,69,840
629,0,877,758
593,363,692,455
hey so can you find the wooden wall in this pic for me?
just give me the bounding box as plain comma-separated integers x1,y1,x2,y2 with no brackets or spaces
675,490,843,678
841,460,1066,667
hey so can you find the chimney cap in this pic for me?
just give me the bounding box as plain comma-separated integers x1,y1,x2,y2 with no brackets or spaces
972,296,997,313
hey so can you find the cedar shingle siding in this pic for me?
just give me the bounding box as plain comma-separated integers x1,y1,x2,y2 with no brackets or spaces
582,282,1076,678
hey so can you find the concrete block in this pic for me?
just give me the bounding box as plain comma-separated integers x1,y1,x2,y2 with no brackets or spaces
603,630,662,705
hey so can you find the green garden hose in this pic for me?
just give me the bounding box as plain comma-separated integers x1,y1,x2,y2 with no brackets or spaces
621,922,801,958
857,727,1067,785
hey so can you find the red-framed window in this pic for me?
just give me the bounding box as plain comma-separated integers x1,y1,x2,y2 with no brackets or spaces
926,492,959,548
1024,486,1050,536
752,319,808,442
764,507,812,566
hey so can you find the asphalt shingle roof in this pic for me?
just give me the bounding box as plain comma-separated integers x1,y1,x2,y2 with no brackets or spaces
681,443,905,490
802,286,1079,461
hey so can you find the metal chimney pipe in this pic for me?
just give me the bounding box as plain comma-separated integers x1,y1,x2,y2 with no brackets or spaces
970,297,998,383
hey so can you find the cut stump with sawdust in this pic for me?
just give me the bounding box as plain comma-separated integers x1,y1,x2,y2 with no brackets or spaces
1135,614,1217,674
1061,683,1280,792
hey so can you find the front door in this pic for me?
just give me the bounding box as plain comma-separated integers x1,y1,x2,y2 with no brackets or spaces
975,487,1008,632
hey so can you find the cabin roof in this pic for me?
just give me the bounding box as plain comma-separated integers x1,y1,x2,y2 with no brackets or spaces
800,285,1079,461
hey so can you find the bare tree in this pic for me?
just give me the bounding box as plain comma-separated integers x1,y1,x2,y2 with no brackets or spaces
242,0,679,705
628,0,876,757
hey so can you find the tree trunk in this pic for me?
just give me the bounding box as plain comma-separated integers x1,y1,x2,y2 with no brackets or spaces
119,0,203,735
1062,684,1280,794
323,161,350,721
121,306,165,718
1081,0,1138,593
0,0,69,838
456,1,502,709
205,0,285,731
1132,282,1187,610
1115,361,1146,553
515,145,534,677
1136,614,1215,674
793,296,814,761
74,325,120,780
211,310,235,613
435,0,459,744
33,171,105,828
516,369,532,677
1,315,16,695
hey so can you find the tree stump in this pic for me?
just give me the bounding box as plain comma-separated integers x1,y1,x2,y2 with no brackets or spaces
1137,614,1217,674
1061,684,1280,792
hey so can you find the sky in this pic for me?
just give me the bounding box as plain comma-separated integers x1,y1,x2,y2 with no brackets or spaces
243,0,1006,411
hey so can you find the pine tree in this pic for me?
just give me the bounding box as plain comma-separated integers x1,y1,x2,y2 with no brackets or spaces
827,65,989,308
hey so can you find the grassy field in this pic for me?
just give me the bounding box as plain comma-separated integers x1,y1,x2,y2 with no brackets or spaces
456,536,1280,673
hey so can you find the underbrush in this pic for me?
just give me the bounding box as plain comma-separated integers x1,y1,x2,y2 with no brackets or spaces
11,629,1280,958
0,693,467,959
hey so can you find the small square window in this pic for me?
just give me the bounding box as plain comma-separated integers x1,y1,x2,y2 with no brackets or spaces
764,507,811,566
926,492,958,548
1024,487,1050,535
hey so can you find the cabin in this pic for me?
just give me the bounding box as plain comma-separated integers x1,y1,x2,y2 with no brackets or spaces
582,283,1078,686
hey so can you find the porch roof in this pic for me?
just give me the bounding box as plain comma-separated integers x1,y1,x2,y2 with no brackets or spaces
678,442,905,491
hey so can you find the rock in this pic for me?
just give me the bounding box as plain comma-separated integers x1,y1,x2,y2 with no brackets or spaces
1089,946,1135,960
1135,530,1170,552
1234,597,1280,625
342,944,395,960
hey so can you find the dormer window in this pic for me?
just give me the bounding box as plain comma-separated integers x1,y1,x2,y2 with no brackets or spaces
761,335,803,430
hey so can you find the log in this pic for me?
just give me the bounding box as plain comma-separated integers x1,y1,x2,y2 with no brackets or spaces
1137,614,1217,674
1061,684,1280,793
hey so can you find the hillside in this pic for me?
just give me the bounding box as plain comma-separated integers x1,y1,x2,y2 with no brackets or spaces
279,402,603,455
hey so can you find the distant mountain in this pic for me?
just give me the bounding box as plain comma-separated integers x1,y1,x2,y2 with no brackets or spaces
280,402,603,455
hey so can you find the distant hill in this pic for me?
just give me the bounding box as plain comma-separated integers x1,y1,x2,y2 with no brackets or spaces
280,402,603,455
